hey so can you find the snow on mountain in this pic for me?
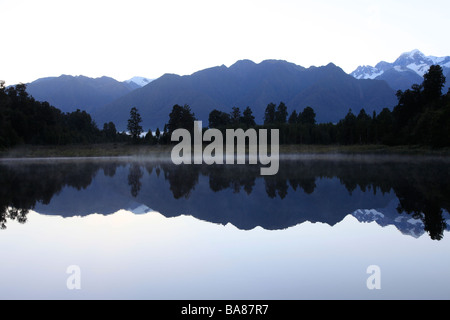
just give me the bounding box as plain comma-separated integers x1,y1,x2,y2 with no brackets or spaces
352,208,425,238
352,65,384,80
125,76,154,87
406,63,430,77
128,204,154,215
351,205,450,239
351,49,450,80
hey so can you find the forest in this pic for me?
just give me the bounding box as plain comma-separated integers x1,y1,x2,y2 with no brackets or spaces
0,82,130,148
149,65,450,148
1,65,449,150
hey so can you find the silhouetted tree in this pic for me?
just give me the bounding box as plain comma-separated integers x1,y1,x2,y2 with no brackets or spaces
275,102,288,124
390,65,450,147
127,107,143,141
356,109,371,144
209,109,231,128
241,106,256,128
230,106,242,125
264,103,276,125
423,65,446,102
299,106,316,125
102,122,117,142
145,129,155,144
337,109,357,144
375,108,394,145
288,110,298,124
167,104,196,135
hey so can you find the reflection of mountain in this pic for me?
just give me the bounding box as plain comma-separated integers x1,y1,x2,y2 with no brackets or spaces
1,157,450,240
32,163,394,230
352,203,450,239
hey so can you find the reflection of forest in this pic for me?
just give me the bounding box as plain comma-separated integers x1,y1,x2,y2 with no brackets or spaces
1,158,449,240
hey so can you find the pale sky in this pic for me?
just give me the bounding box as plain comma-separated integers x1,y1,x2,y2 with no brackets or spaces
1,0,449,85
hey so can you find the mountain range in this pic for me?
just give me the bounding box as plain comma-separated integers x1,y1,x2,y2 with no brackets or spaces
20,49,449,131
351,49,450,91
124,76,154,89
25,75,152,114
93,60,396,130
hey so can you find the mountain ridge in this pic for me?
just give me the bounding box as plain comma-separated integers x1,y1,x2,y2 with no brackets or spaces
351,49,450,91
125,76,154,88
93,59,397,130
19,53,441,131
25,74,138,114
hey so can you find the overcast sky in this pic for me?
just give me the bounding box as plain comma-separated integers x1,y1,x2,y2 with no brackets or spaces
1,0,449,85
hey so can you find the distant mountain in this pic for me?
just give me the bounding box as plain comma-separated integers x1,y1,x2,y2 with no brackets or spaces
351,49,450,91
94,59,397,130
25,75,137,114
125,76,154,88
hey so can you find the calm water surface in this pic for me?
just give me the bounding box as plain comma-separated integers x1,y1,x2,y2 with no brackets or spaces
1,154,449,299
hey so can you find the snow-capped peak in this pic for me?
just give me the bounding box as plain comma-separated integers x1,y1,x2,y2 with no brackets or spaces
350,49,450,80
403,49,423,58
394,49,427,68
125,76,154,87
351,65,384,80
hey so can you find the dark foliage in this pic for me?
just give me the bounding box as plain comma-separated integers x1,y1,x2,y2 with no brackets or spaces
0,83,130,148
200,66,449,147
2,65,449,150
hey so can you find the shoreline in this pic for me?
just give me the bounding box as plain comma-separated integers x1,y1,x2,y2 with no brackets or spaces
1,143,450,160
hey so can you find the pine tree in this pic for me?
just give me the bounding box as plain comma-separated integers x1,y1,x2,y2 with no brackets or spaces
275,102,288,124
288,110,298,124
241,106,256,128
423,65,446,102
264,103,276,125
127,107,143,141
230,106,242,125
299,106,316,125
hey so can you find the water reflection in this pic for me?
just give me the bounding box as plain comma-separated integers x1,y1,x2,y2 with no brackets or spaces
0,161,104,229
128,163,144,198
0,156,449,240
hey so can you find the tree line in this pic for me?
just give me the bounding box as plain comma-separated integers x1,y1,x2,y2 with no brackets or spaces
0,81,134,148
1,65,449,149
143,65,449,147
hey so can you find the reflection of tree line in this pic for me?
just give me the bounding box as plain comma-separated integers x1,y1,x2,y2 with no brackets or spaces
1,159,449,240
0,162,108,229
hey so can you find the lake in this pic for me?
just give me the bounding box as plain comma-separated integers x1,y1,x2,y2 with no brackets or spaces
1,154,450,300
